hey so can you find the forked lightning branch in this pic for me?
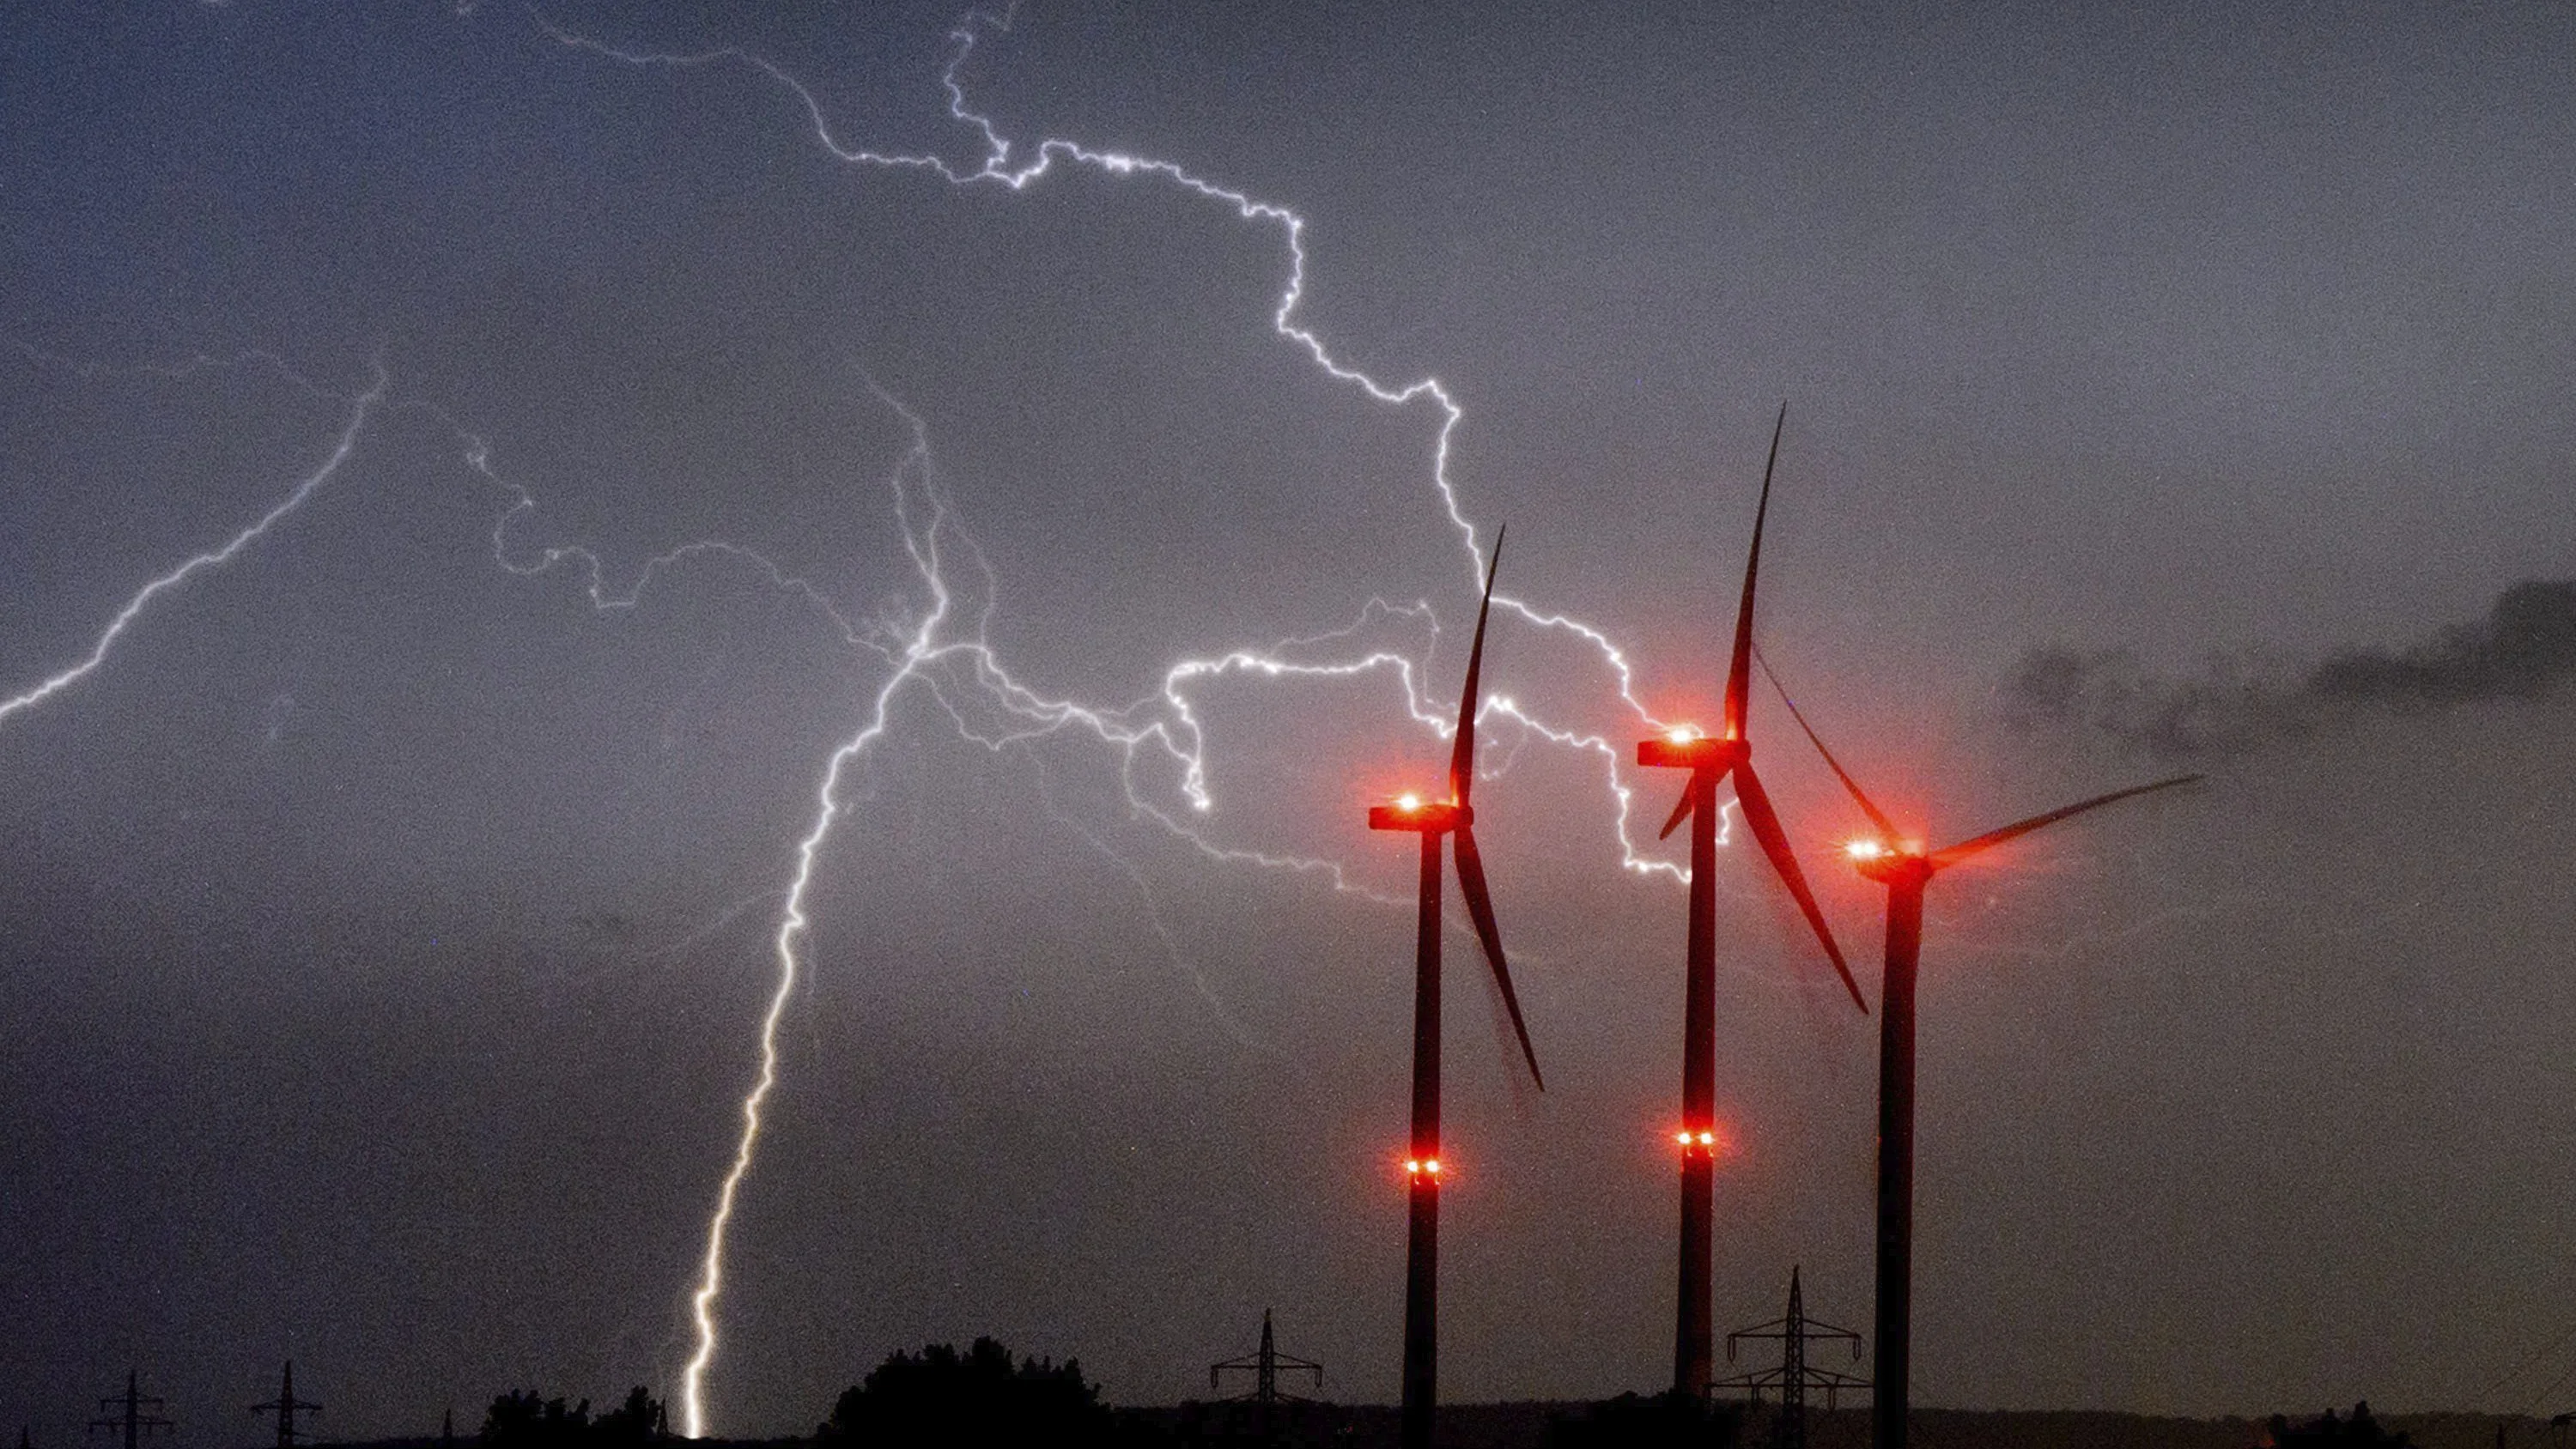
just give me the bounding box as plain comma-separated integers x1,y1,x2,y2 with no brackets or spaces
0,9,1714,1440
540,13,1705,1433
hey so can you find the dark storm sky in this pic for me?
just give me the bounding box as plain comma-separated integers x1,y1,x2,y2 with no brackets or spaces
6,0,2575,1438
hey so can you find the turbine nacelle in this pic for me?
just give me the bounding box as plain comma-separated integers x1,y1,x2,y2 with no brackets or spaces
1846,838,1933,886
1771,664,2201,891
1369,797,1468,834
1635,732,1747,772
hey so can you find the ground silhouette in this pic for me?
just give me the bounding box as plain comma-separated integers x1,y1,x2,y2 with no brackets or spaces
2267,1402,2415,1447
480,1387,665,1449
815,1337,1114,1448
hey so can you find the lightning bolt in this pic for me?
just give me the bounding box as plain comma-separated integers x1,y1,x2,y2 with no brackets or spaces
0,352,386,728
677,402,947,1433
0,13,1730,1438
521,16,1714,1430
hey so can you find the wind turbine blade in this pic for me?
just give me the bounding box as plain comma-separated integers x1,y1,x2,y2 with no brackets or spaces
1449,525,1504,807
1656,781,1696,841
1453,824,1544,1090
1733,762,1868,1014
1757,647,1900,841
1929,774,2203,870
1723,402,1788,742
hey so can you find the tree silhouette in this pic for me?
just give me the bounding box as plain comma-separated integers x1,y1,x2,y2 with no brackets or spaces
817,1338,1112,1449
483,1392,587,1449
592,1389,666,1449
2267,1401,2414,1447
482,1389,664,1449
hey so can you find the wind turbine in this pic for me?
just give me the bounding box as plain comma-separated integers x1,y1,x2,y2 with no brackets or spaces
1366,526,1545,1449
1637,404,1868,1400
1768,672,2196,1449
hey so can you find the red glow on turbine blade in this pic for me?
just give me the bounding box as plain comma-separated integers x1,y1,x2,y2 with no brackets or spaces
1732,764,1868,1013
1448,526,1504,807
1656,782,1694,840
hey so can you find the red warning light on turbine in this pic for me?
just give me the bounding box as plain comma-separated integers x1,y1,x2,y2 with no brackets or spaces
1664,724,1701,746
1846,838,1886,860
1395,792,1422,813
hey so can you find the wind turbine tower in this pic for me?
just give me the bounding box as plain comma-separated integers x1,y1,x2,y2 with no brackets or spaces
1365,527,1545,1449
1637,405,1866,1397
1769,670,2196,1449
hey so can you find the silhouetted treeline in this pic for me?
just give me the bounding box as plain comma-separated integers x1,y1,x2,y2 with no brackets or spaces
2268,1401,2414,1447
817,1338,1113,1448
483,1387,665,1449
289,1399,2572,1449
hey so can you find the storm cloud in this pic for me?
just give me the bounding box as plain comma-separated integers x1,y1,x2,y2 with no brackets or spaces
2005,579,2576,759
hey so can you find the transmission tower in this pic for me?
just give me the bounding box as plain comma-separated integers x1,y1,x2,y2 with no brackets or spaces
251,1361,323,1449
1211,1309,1323,1406
1716,1268,1868,1449
88,1373,173,1449
1207,1307,1321,1445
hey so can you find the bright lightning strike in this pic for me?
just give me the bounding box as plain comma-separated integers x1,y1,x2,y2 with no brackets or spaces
681,405,951,1430
0,15,1741,1441
530,14,1714,1434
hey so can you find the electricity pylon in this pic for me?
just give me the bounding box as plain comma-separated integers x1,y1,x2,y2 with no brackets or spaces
1210,1309,1323,1405
1211,1310,1323,1446
251,1361,322,1449
88,1373,172,1449
1716,1268,1867,1449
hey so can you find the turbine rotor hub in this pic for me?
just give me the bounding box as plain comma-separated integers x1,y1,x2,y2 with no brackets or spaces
1636,735,1747,771
1854,851,1932,886
1367,799,1467,834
